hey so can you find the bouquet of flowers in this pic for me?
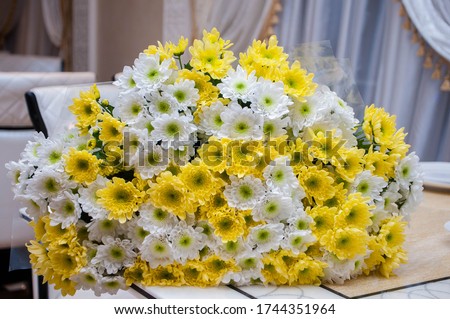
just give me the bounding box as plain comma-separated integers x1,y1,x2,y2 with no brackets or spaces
7,28,423,296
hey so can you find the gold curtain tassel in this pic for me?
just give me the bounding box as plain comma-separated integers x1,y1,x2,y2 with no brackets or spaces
271,15,279,24
403,18,411,30
417,43,425,57
423,52,433,68
274,1,282,12
440,74,450,91
432,67,442,80
399,4,406,16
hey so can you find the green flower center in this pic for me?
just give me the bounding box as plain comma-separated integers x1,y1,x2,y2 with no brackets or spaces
256,230,270,242
357,181,369,193
153,208,168,221
109,246,124,261
178,235,192,247
49,150,62,164
174,90,186,102
147,69,159,80
157,101,171,113
235,121,249,134
300,103,310,116
165,123,180,137
296,219,308,230
238,185,253,200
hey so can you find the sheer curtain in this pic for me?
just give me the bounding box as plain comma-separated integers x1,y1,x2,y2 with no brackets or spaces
276,0,450,161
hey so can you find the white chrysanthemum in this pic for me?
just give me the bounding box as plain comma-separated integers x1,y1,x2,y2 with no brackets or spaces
217,66,257,103
99,275,127,296
399,180,423,218
248,223,284,253
312,85,358,130
48,191,82,229
251,79,292,119
224,175,266,210
195,220,221,252
150,114,197,148
262,117,288,137
322,251,366,284
36,138,65,168
263,156,298,194
114,92,147,124
369,203,390,233
222,250,263,285
87,218,124,242
122,127,146,166
381,182,402,214
133,143,168,179
218,102,263,140
113,65,138,94
396,152,422,190
21,132,47,166
5,160,35,196
147,91,179,116
138,202,178,231
162,80,199,111
72,266,102,295
169,222,205,263
78,176,109,219
91,236,136,275
133,114,155,135
217,237,251,260
351,170,387,203
287,211,314,232
288,97,321,136
124,217,150,248
15,194,47,220
281,229,315,254
252,193,294,222
133,53,172,92
289,185,307,210
140,231,174,268
198,101,226,135
26,168,74,199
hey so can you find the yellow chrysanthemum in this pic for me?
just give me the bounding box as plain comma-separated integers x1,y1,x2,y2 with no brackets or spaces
335,193,373,229
298,165,335,203
364,146,394,180
279,60,317,102
197,136,228,173
189,28,236,79
47,244,87,280
307,206,337,239
333,148,365,182
379,247,407,278
178,69,219,107
307,130,346,164
182,260,208,287
124,257,150,286
97,113,126,143
287,253,327,285
68,84,101,130
362,105,397,148
363,236,385,275
226,140,266,177
203,255,239,285
322,183,348,208
179,161,225,204
27,240,51,277
208,208,246,242
148,171,197,220
167,36,189,56
261,251,289,285
320,227,369,260
239,35,289,80
380,128,410,160
30,217,46,242
49,275,77,296
64,148,100,183
198,191,227,220
144,41,175,66
97,177,145,223
41,217,78,244
143,264,184,286
103,142,124,171
377,216,407,257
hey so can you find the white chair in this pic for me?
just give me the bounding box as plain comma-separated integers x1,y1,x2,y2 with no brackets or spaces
0,52,62,72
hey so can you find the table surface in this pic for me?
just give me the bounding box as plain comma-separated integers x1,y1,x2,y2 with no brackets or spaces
51,188,450,299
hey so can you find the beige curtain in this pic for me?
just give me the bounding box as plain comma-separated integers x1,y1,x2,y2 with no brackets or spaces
163,0,281,56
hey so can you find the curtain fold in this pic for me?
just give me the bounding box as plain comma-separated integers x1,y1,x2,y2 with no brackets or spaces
276,0,450,161
163,0,276,56
41,0,63,47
